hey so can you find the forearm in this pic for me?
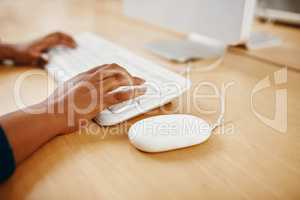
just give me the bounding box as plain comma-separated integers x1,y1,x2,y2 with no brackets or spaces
0,103,61,164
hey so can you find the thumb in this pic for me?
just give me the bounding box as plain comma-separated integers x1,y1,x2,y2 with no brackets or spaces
30,52,48,67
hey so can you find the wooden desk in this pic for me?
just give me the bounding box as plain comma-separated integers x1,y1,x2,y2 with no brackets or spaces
1,1,300,199
231,21,300,71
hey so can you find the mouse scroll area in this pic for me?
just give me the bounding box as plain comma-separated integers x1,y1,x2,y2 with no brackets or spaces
128,114,212,153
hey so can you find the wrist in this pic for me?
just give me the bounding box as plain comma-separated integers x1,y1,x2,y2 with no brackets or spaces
33,100,79,136
0,102,63,164
27,102,64,137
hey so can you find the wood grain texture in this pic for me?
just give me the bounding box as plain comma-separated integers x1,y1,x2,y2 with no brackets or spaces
0,0,300,199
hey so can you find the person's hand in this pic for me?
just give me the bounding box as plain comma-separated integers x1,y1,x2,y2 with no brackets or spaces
0,63,145,165
43,63,146,134
13,32,76,67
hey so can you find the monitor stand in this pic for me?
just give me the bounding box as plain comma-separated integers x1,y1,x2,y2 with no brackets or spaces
244,31,282,50
145,33,226,63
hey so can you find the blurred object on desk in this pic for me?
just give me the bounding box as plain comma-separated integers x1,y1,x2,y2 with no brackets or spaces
257,0,300,26
231,20,300,71
245,31,282,49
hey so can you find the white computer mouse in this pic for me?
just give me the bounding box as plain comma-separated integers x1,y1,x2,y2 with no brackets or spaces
128,114,212,153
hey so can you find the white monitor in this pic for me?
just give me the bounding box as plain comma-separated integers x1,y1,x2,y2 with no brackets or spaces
124,0,257,45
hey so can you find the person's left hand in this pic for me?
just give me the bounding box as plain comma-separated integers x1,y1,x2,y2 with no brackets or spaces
13,32,77,67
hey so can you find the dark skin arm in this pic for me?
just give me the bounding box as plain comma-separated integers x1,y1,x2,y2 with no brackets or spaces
0,32,76,67
0,32,146,165
0,64,145,164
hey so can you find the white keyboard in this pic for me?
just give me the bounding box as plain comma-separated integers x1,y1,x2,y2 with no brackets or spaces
46,32,191,126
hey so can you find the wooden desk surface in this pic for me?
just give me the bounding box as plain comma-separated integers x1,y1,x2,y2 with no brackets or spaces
231,21,300,71
1,1,300,199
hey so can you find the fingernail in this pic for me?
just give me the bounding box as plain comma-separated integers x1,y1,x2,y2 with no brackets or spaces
136,86,147,94
133,76,145,83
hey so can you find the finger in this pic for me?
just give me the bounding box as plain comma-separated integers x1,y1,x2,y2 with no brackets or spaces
35,56,48,67
79,63,128,78
57,38,77,49
103,87,147,108
70,65,131,86
59,34,77,48
68,65,142,91
82,65,107,74
66,63,132,87
101,76,145,93
28,53,48,68
94,63,132,79
41,39,75,51
46,32,77,48
67,65,107,85
131,76,145,85
32,32,77,53
75,63,133,83
91,68,133,83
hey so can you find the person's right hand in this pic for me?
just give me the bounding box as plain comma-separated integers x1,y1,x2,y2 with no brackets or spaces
44,63,146,134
